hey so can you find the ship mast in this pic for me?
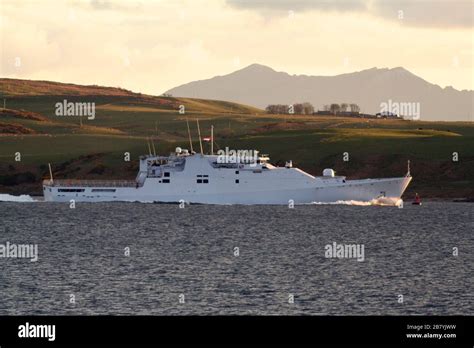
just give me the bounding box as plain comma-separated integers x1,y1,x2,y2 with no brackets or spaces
48,163,54,184
196,119,203,154
146,138,152,156
151,137,156,156
211,125,214,155
186,118,194,153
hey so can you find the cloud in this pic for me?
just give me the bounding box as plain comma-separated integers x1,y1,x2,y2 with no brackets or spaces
1,0,472,92
371,1,473,29
226,0,474,28
86,0,143,12
227,0,367,13
90,0,114,10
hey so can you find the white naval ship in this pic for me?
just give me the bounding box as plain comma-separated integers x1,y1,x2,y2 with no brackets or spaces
43,142,412,205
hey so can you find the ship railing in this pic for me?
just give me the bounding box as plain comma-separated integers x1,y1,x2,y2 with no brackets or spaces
42,179,137,188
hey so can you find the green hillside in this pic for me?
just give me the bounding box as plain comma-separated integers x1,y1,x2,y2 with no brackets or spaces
0,78,473,199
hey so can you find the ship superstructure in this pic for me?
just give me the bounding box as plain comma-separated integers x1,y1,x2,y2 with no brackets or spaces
43,147,412,205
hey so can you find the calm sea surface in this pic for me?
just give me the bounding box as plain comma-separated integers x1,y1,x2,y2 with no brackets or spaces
0,201,472,315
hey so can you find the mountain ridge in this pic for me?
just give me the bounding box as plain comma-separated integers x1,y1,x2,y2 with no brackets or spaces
165,64,473,121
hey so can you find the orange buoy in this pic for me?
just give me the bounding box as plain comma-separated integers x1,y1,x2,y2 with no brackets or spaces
412,193,422,205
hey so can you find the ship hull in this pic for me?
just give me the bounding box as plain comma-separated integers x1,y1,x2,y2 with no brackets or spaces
43,176,412,205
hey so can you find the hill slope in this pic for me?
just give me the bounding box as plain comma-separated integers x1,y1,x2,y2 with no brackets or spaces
0,78,139,97
165,64,474,122
0,78,473,199
0,78,263,137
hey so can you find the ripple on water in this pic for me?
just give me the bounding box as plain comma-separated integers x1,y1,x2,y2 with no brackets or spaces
0,202,472,315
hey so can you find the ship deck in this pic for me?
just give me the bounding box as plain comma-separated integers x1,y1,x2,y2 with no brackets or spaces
43,179,137,188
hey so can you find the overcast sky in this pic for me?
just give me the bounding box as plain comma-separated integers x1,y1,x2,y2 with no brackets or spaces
1,0,472,94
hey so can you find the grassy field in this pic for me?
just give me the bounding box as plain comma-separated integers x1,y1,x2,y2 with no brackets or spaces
1,78,473,199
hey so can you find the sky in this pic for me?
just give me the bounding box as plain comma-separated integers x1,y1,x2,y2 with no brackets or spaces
1,0,473,95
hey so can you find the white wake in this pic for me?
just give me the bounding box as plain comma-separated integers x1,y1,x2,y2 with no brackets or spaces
310,197,403,206
0,194,37,202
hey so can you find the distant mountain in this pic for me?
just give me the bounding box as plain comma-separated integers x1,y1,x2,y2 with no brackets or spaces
165,64,473,121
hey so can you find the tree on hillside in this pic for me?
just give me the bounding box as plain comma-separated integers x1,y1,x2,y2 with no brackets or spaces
293,103,304,114
265,105,276,114
350,103,360,113
302,102,314,115
278,104,289,114
340,103,348,112
265,104,290,114
323,105,330,112
330,103,340,115
266,102,314,115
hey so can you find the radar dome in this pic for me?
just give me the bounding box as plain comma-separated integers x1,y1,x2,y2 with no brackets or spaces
323,168,335,177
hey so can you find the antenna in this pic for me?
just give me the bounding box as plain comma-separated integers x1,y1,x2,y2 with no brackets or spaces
48,163,54,184
196,119,203,154
146,138,152,156
186,118,194,153
151,137,156,156
211,125,214,155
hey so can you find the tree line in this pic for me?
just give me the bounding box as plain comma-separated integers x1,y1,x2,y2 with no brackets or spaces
265,102,360,115
265,103,314,115
322,103,360,114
